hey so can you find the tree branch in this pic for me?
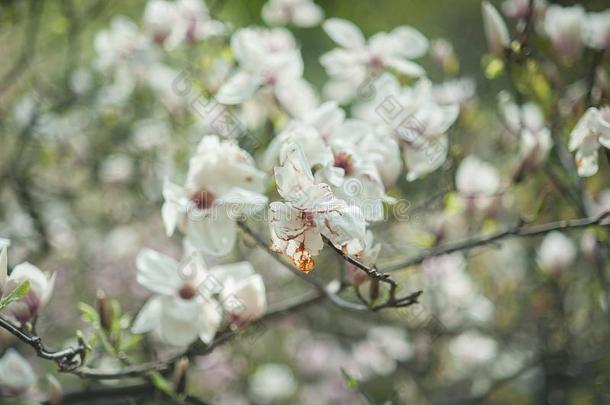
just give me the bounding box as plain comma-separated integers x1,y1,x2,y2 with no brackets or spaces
382,210,610,271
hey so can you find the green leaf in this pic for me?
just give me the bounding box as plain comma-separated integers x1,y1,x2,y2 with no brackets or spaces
0,281,30,311
149,371,176,398
341,368,360,391
77,302,100,326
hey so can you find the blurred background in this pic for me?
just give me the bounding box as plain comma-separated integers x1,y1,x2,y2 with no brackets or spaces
1,0,610,404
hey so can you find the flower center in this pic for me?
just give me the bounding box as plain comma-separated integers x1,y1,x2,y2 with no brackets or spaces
191,190,216,210
178,283,198,300
369,55,384,69
334,152,354,176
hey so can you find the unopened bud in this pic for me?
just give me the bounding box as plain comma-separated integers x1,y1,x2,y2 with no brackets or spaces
96,290,112,333
369,279,380,302
482,1,511,56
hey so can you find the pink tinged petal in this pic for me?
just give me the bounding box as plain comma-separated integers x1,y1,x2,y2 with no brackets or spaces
131,296,162,334
136,249,182,295
186,213,237,256
0,349,36,395
385,57,426,77
323,18,366,49
216,71,261,105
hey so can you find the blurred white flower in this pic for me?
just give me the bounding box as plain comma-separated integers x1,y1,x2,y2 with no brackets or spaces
269,143,366,273
2,262,56,324
99,154,134,184
537,231,576,273
132,249,265,346
584,10,610,51
456,156,501,211
501,0,547,20
449,331,497,366
432,78,476,107
249,363,297,403
543,5,586,62
352,326,412,378
568,106,610,177
216,27,317,117
262,0,323,27
482,1,511,56
0,349,36,396
345,230,380,285
321,18,427,103
162,136,268,256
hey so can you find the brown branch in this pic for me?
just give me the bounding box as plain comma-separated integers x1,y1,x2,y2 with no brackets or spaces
0,316,87,371
382,210,610,271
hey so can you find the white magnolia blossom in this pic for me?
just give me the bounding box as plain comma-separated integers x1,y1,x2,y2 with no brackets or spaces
269,143,366,273
482,1,511,56
568,106,610,177
502,0,547,20
449,331,498,366
2,260,56,324
94,16,158,76
131,249,266,346
320,18,428,103
456,156,501,210
162,136,268,256
352,326,412,377
543,5,586,62
0,349,36,396
143,0,225,47
249,363,297,403
584,10,610,51
500,98,553,172
216,27,318,117
537,231,576,273
353,73,459,182
262,0,323,27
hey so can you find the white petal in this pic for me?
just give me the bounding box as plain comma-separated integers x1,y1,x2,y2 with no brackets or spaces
158,297,203,346
323,18,365,49
390,26,429,58
131,296,162,334
221,274,266,321
404,134,448,181
216,71,261,105
216,188,268,219
0,245,7,292
292,2,324,27
275,78,319,118
186,213,237,256
575,147,599,177
136,249,182,295
385,57,426,77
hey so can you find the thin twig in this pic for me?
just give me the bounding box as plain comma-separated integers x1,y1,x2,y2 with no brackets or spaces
382,210,610,271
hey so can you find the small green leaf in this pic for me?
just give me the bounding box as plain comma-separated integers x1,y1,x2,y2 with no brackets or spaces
150,371,176,398
0,281,30,311
341,368,360,391
78,302,100,326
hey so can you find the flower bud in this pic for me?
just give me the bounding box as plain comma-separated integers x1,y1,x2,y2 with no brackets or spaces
482,1,511,56
4,262,56,324
96,289,113,333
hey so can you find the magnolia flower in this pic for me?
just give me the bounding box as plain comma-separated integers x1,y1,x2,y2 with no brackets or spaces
353,74,459,182
537,231,576,273
262,0,323,27
216,27,317,117
131,249,266,346
568,106,610,177
502,0,547,20
543,5,586,62
345,231,380,285
162,136,268,256
0,349,36,396
2,262,56,324
482,1,511,56
249,364,297,403
264,103,395,220
94,16,157,75
320,18,428,103
143,0,225,47
269,143,366,273
456,156,501,211
584,10,610,51
449,331,497,366
432,78,476,107
499,98,553,175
